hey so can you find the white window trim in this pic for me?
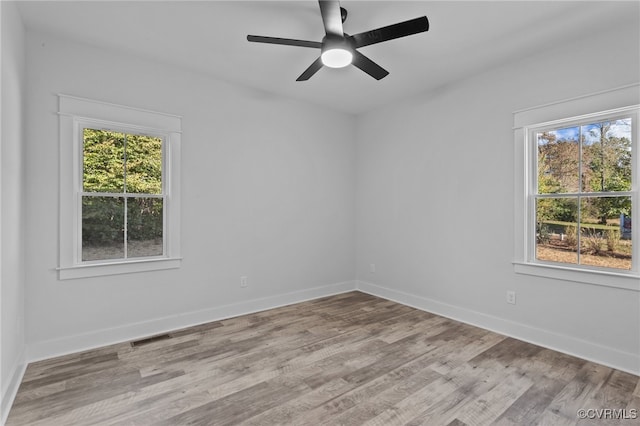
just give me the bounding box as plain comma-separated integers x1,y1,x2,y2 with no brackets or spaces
58,94,182,279
513,84,639,291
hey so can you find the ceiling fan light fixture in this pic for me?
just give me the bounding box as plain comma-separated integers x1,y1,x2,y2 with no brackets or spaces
321,47,353,68
321,36,353,68
247,0,430,80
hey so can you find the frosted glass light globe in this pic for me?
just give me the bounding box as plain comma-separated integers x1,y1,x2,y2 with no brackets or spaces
321,48,353,68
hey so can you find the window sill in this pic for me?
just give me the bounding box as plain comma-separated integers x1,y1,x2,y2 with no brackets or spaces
58,257,182,280
513,261,639,291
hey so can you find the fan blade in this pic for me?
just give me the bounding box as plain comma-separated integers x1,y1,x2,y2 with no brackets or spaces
350,16,429,48
351,51,389,80
296,57,324,81
247,35,322,49
318,1,344,37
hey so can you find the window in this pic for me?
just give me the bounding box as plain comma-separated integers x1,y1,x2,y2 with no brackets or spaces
513,84,639,290
58,95,181,279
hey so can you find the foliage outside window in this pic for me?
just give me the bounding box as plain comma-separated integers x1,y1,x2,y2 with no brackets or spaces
82,129,164,262
535,117,633,271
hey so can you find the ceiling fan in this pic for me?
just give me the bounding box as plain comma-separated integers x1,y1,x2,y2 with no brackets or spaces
247,0,429,81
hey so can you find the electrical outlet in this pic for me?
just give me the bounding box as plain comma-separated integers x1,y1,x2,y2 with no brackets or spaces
240,276,248,288
370,263,376,273
506,290,516,305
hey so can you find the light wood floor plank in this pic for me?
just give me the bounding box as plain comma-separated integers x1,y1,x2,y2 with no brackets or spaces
6,291,638,425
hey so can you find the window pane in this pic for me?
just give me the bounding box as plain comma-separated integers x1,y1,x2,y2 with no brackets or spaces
536,198,578,264
127,198,163,258
537,127,579,193
581,119,632,193
83,129,125,192
125,133,163,194
580,196,632,270
82,196,124,261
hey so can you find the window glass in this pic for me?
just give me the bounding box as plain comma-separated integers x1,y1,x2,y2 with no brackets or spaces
82,196,125,261
125,133,163,194
537,127,580,193
83,129,125,192
581,119,632,193
127,198,164,258
536,197,578,265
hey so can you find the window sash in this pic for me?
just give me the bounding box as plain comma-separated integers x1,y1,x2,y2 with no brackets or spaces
78,125,167,195
77,125,168,264
535,191,633,199
78,194,167,264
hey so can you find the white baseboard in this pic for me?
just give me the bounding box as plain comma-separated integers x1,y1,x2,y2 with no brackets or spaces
357,280,639,376
22,278,638,405
27,280,357,363
1,350,26,426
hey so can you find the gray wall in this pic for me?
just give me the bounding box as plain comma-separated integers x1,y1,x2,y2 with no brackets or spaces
1,1,27,421
355,22,640,373
24,31,357,360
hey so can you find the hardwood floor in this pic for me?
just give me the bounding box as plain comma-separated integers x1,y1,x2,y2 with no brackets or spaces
6,291,639,425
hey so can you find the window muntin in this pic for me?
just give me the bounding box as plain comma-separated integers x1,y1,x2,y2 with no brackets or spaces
532,115,633,271
80,128,165,263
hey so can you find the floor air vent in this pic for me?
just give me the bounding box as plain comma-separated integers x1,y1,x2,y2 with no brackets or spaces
131,333,172,347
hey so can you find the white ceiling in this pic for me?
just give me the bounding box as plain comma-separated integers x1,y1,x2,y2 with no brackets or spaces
16,0,639,115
